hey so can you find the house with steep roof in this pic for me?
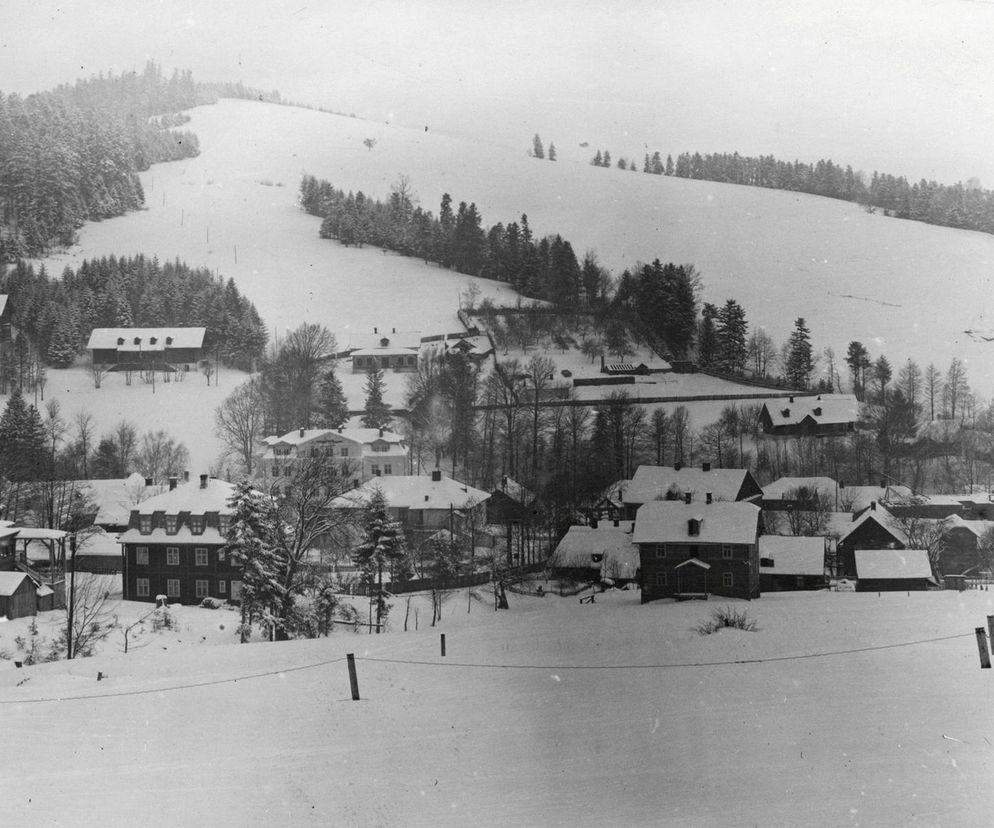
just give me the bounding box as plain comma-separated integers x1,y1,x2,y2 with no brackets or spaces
758,535,827,591
0,571,36,619
86,327,207,372
762,476,840,510
119,475,240,605
338,328,421,373
758,393,859,438
622,463,763,520
261,427,409,484
633,499,761,602
855,549,937,591
549,523,638,583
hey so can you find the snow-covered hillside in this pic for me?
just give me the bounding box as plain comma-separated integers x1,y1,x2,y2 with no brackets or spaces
2,587,993,825
38,99,994,398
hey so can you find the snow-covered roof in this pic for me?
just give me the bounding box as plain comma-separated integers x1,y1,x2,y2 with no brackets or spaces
762,477,838,501
133,478,237,515
265,427,406,448
86,327,206,351
633,501,760,545
625,465,755,504
842,485,914,512
595,479,631,508
762,393,859,427
550,525,638,574
940,515,994,538
759,535,826,576
493,476,534,505
333,474,490,511
855,549,934,581
84,475,162,526
836,505,909,546
0,571,30,596
340,330,422,352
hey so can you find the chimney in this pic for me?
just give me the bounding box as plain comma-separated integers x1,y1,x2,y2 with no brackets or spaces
374,327,378,334
184,470,190,483
392,327,396,334
590,517,598,529
684,492,692,504
424,495,430,502
431,469,442,482
702,462,711,472
299,428,305,438
378,428,383,437
200,474,209,489
706,492,713,505
870,501,876,511
789,396,795,403
144,477,153,487
169,476,178,491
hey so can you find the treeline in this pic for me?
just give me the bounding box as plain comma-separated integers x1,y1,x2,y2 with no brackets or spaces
590,145,994,236
0,61,204,260
1,255,267,373
300,175,701,358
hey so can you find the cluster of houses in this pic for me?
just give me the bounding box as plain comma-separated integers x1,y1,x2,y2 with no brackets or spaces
549,462,994,603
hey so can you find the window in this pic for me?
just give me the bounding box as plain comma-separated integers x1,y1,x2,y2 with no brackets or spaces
655,572,668,586
165,515,178,535
135,547,149,565
218,549,226,562
190,516,204,535
167,579,180,598
167,547,180,566
218,515,230,536
384,464,392,475
139,515,152,534
136,578,150,597
195,580,209,599
340,447,349,457
218,580,226,595
722,544,733,559
372,465,381,476
272,464,281,477
195,548,208,566
722,572,734,588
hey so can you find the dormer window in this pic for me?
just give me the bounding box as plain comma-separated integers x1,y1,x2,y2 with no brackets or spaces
139,515,152,534
218,515,231,536
117,337,125,346
688,518,701,537
165,515,178,535
813,406,822,416
133,336,142,345
190,515,204,535
781,408,790,418
149,336,158,345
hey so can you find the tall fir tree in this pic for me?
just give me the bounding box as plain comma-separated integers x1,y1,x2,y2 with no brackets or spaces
715,299,747,372
785,318,814,389
352,488,409,631
315,364,350,429
361,365,392,429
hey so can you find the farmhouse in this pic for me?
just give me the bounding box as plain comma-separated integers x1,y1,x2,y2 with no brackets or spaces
758,393,859,438
86,327,207,371
854,549,937,591
633,499,761,602
549,523,638,584
119,475,241,605
261,427,409,484
622,463,763,520
758,535,828,591
338,329,421,373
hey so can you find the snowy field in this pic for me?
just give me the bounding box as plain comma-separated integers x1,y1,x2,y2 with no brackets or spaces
35,99,994,398
2,586,993,826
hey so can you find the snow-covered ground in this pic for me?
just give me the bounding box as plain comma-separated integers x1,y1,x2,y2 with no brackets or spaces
2,586,993,825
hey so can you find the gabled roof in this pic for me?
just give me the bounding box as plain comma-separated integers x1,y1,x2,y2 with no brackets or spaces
332,474,490,511
940,515,994,538
625,465,758,504
550,525,637,572
633,501,760,545
836,504,909,546
133,478,238,516
761,393,859,427
595,479,632,508
758,535,826,576
83,474,162,526
855,549,934,580
340,330,422,352
0,571,31,596
265,427,406,448
86,327,206,351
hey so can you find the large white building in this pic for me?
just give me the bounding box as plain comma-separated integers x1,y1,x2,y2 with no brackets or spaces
260,427,410,484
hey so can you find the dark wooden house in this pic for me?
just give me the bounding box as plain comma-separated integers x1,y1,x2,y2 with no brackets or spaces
119,475,241,605
623,463,763,521
758,393,859,438
854,549,936,591
86,327,207,372
758,535,828,591
0,571,37,619
633,498,761,602
835,504,908,577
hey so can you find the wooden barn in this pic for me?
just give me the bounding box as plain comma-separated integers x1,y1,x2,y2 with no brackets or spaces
86,327,207,371
855,549,937,592
758,535,828,591
0,571,37,619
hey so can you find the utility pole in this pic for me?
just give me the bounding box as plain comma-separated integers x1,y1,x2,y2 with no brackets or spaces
66,533,77,659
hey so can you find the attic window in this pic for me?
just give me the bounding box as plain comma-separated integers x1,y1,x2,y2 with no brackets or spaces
781,408,790,418
149,336,158,345
166,336,173,345
688,518,701,537
380,337,390,346
117,337,125,346
813,406,822,416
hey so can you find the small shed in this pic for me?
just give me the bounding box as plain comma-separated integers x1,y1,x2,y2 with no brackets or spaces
549,524,639,583
0,571,37,619
759,536,828,591
855,549,937,592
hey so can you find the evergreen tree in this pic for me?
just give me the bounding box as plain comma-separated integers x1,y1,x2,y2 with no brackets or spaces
315,364,350,429
352,488,408,631
785,318,814,389
698,303,719,368
361,365,392,429
547,142,556,161
845,341,872,400
715,299,748,372
532,134,545,159
592,150,603,166
0,387,46,480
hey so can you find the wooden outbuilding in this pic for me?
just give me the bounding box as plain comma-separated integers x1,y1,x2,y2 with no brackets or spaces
0,571,37,619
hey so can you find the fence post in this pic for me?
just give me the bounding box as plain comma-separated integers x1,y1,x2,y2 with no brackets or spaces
976,629,991,669
346,653,361,700
440,633,446,657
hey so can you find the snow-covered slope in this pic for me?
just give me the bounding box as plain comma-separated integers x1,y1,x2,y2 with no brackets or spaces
2,588,993,825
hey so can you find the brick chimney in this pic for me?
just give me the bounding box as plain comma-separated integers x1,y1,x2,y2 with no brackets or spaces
684,492,692,504
200,474,209,489
431,469,442,482
299,428,305,438
144,477,153,487
169,476,178,491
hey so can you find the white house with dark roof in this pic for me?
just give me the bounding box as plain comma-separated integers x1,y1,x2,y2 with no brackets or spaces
261,427,409,484
119,475,241,605
633,499,761,602
758,393,859,437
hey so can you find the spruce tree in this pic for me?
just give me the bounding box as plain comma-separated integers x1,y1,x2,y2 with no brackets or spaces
785,318,815,389
361,365,392,429
352,488,408,631
548,142,556,161
716,299,748,373
532,134,544,159
316,364,350,429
